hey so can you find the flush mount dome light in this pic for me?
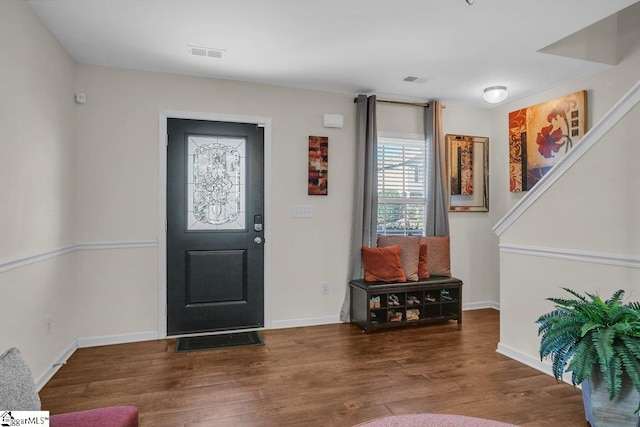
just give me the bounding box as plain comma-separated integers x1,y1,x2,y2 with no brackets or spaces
482,86,508,103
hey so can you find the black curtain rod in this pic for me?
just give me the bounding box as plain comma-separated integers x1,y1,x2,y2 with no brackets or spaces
353,97,431,108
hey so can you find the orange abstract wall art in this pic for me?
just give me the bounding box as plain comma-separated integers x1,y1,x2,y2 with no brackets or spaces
509,90,587,191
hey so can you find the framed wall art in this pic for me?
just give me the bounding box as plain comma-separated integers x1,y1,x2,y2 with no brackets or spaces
308,136,328,195
509,90,587,192
445,134,489,212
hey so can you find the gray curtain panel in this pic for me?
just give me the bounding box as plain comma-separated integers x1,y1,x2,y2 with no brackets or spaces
340,94,378,322
424,100,450,237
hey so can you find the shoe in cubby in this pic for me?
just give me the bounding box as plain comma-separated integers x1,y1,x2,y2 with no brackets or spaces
406,309,420,321
406,295,421,305
388,310,403,322
440,289,453,301
369,296,381,309
388,294,401,306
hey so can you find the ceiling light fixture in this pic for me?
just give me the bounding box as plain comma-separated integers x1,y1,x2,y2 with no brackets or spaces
466,0,474,5
482,86,508,103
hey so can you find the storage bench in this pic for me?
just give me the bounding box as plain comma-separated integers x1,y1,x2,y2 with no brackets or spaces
349,276,463,332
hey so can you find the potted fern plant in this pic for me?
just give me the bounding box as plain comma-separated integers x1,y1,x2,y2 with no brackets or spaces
536,288,640,426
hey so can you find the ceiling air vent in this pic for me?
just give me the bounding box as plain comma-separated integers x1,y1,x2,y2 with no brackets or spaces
189,46,225,59
403,76,428,84
190,47,207,57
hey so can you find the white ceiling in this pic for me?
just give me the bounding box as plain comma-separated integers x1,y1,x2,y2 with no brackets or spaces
27,0,640,108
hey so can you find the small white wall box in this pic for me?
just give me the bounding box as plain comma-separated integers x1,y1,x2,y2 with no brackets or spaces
323,114,344,128
74,93,86,104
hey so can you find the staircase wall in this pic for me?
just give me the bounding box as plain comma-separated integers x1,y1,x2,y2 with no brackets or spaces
492,7,640,374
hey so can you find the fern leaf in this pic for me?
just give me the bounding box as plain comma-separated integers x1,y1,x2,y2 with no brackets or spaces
622,324,640,339
560,287,588,302
593,328,616,371
627,301,640,311
599,356,623,401
538,318,582,359
580,322,602,337
620,335,640,361
606,289,626,305
616,343,640,396
567,341,597,384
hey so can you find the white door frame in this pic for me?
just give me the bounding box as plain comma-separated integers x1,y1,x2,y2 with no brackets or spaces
158,110,272,338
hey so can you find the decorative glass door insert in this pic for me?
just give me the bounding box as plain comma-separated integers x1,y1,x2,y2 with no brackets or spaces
187,135,246,230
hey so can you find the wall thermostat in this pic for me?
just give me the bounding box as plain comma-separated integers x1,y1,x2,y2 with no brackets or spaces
74,93,86,104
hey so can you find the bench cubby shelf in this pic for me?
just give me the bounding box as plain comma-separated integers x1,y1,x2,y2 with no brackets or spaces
349,276,463,333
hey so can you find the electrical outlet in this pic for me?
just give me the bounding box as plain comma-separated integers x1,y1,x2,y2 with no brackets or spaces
45,315,52,335
321,281,329,295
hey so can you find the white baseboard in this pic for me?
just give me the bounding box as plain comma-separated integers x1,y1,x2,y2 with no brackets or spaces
496,342,577,387
271,315,340,329
463,301,499,311
35,341,77,391
36,331,159,391
271,305,498,329
76,331,159,348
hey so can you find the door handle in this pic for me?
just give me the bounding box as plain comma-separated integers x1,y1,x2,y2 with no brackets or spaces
254,237,263,244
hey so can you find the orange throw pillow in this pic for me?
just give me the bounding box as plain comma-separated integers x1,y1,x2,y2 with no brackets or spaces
418,243,430,279
361,246,406,282
419,236,451,276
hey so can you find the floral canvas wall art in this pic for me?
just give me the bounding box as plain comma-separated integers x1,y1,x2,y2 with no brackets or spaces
509,90,587,191
308,136,328,195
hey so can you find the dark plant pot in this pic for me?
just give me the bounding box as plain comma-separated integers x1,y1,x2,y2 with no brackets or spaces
582,370,640,427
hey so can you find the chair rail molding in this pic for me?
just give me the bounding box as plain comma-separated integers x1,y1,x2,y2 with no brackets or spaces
75,241,159,251
500,243,640,269
0,241,159,273
493,79,640,236
0,245,76,274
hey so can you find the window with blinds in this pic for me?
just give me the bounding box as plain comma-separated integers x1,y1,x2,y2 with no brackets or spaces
377,136,427,236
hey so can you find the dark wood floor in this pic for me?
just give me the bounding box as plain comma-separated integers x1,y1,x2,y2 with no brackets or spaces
40,309,588,426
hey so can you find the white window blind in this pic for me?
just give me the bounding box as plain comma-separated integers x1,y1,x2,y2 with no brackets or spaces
377,135,427,236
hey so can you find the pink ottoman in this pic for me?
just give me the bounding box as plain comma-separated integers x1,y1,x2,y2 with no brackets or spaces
355,413,519,427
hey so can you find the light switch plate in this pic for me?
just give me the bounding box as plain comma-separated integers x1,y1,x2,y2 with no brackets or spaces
292,205,313,218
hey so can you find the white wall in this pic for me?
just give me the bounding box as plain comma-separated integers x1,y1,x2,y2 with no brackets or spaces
493,5,640,373
377,102,499,307
443,106,499,307
72,66,502,340
0,0,78,378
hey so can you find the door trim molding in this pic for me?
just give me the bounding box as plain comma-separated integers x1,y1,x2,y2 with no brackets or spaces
158,110,273,338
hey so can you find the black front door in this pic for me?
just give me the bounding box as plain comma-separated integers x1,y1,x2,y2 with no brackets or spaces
167,119,264,335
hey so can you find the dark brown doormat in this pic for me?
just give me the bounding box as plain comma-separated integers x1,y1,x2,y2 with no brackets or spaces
175,331,263,353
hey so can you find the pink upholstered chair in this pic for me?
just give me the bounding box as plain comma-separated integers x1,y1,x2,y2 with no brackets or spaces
50,406,138,427
1,348,138,427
